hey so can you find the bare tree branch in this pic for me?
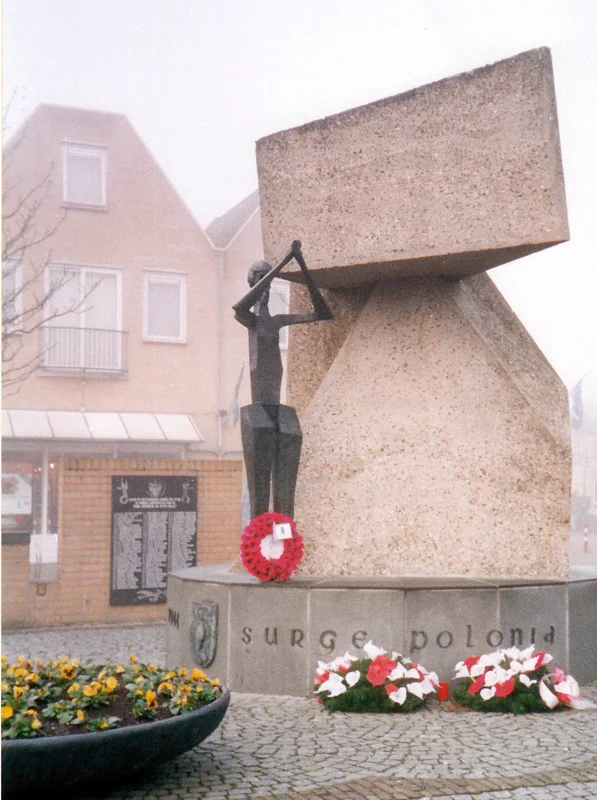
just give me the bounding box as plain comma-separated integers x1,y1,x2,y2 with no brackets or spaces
2,116,99,390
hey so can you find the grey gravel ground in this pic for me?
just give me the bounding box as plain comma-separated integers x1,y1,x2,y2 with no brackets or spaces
2,624,597,800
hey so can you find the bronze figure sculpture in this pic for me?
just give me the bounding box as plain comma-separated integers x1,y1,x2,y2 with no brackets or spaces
233,240,333,518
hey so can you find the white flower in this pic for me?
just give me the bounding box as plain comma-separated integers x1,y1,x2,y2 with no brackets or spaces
316,672,347,697
519,673,537,688
388,686,407,705
555,676,581,698
484,669,499,687
316,661,331,676
539,678,559,709
470,663,486,678
407,681,424,698
419,677,436,695
389,662,407,681
330,652,358,672
509,660,522,675
502,647,522,660
518,645,535,662
427,671,439,686
454,665,471,679
363,641,387,660
345,670,360,687
480,687,496,701
521,657,539,673
405,668,421,680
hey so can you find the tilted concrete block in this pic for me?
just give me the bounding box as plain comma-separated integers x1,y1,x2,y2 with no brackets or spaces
257,48,568,288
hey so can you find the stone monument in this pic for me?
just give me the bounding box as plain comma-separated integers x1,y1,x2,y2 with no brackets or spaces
168,49,597,693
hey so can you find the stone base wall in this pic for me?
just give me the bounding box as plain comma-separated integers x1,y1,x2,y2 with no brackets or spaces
2,458,242,629
167,567,597,695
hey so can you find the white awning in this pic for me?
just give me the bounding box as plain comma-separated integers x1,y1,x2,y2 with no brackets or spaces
2,410,203,443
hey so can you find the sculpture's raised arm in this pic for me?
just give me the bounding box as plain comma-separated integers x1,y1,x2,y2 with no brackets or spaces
232,244,296,327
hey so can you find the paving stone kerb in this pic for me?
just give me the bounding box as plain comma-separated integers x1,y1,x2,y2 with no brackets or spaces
257,48,568,288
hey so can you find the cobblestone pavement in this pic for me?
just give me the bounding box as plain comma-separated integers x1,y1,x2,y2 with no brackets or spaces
3,624,597,800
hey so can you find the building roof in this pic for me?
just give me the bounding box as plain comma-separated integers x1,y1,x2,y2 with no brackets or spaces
206,190,259,248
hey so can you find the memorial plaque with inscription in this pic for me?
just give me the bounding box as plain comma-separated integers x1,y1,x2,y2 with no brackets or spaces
110,476,197,605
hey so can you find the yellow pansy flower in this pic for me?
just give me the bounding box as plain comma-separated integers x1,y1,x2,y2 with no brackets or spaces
82,682,101,697
103,676,118,693
60,663,76,680
25,673,39,683
67,683,81,696
99,720,110,729
210,678,220,687
1,706,14,720
191,668,207,682
14,668,28,678
157,681,174,694
177,668,188,678
145,690,158,709
31,719,42,730
115,664,126,674
76,710,86,722
129,654,138,664
13,686,25,699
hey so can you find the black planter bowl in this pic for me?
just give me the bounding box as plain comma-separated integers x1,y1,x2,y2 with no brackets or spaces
2,687,230,798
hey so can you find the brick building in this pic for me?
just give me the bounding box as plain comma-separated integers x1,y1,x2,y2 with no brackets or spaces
1,105,276,628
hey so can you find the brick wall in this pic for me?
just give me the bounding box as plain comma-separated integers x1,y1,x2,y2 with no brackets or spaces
2,458,243,629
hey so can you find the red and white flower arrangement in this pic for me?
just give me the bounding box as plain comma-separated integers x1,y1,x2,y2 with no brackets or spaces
314,641,438,713
240,512,304,582
451,645,595,713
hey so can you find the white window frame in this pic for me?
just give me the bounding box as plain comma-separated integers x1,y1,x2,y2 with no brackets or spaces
43,263,123,371
2,260,22,331
270,277,290,349
143,271,187,344
62,143,107,208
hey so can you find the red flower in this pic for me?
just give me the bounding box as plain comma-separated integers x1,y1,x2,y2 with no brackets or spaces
534,652,549,669
494,677,515,698
463,655,481,670
367,655,398,687
467,674,486,695
385,683,398,697
314,671,329,686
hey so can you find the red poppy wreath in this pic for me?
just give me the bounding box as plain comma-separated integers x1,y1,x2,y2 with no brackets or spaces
240,512,304,582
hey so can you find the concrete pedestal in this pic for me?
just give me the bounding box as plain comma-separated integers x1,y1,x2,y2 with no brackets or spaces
167,565,597,696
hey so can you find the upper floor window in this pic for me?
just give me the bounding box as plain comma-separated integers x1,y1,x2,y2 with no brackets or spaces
43,264,125,372
143,272,187,343
269,278,290,349
63,144,107,208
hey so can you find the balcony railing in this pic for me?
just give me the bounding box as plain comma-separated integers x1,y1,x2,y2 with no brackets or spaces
41,326,128,374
